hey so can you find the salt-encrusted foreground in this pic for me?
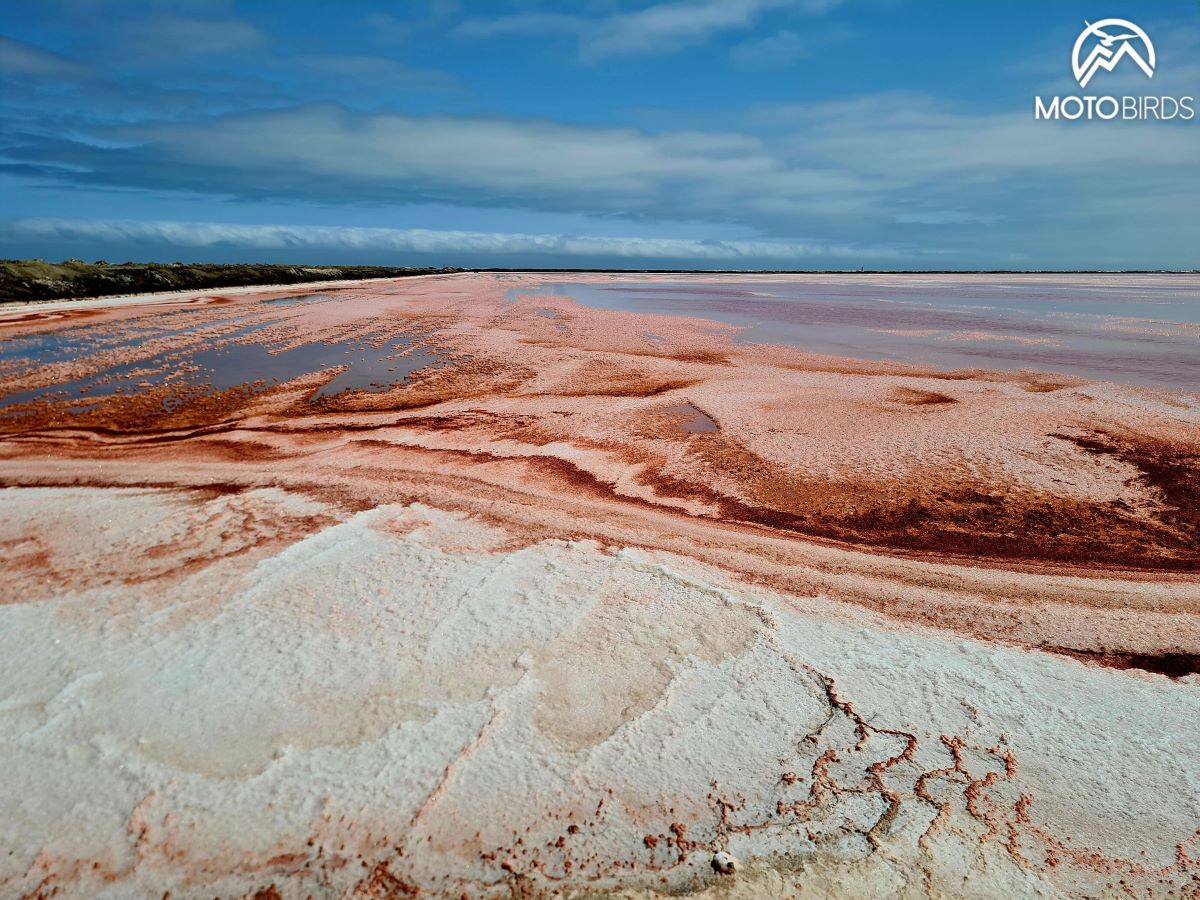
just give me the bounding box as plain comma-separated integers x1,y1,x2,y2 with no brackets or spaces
3,489,1198,899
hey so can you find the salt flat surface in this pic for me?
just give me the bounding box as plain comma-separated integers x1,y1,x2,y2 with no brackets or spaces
1,273,1198,898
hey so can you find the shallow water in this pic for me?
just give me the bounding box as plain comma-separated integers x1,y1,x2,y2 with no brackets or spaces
517,277,1200,391
0,294,443,415
658,402,719,433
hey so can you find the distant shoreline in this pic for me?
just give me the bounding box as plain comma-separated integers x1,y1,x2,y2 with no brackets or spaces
474,268,1200,275
2,259,1197,306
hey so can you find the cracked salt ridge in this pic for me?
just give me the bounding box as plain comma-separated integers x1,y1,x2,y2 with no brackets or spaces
0,305,445,414
515,279,1200,391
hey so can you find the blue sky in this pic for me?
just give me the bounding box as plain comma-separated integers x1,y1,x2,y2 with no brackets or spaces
1,0,1197,269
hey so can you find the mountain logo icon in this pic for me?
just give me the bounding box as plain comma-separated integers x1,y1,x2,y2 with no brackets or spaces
1072,18,1155,89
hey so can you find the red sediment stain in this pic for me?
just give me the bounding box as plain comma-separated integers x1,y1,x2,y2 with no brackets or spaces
890,386,958,406
1,272,1197,649
0,307,106,328
1044,646,1200,679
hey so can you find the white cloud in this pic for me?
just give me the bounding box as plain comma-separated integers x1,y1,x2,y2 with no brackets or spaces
290,55,457,91
0,37,89,78
453,12,584,40
760,92,1200,182
120,15,266,60
362,13,411,44
455,0,845,62
894,210,1002,226
100,105,868,218
9,217,913,261
584,0,773,60
729,29,809,67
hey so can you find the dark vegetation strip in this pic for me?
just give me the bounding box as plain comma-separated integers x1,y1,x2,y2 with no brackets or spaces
0,259,461,304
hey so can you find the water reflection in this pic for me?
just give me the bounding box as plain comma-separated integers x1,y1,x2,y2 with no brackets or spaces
0,294,446,415
516,278,1200,390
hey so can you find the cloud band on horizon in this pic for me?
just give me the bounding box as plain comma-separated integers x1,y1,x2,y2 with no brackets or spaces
7,217,921,262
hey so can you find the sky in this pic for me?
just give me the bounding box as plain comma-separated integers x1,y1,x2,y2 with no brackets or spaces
1,0,1197,270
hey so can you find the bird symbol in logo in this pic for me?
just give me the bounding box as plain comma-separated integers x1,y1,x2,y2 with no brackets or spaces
1084,21,1139,48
